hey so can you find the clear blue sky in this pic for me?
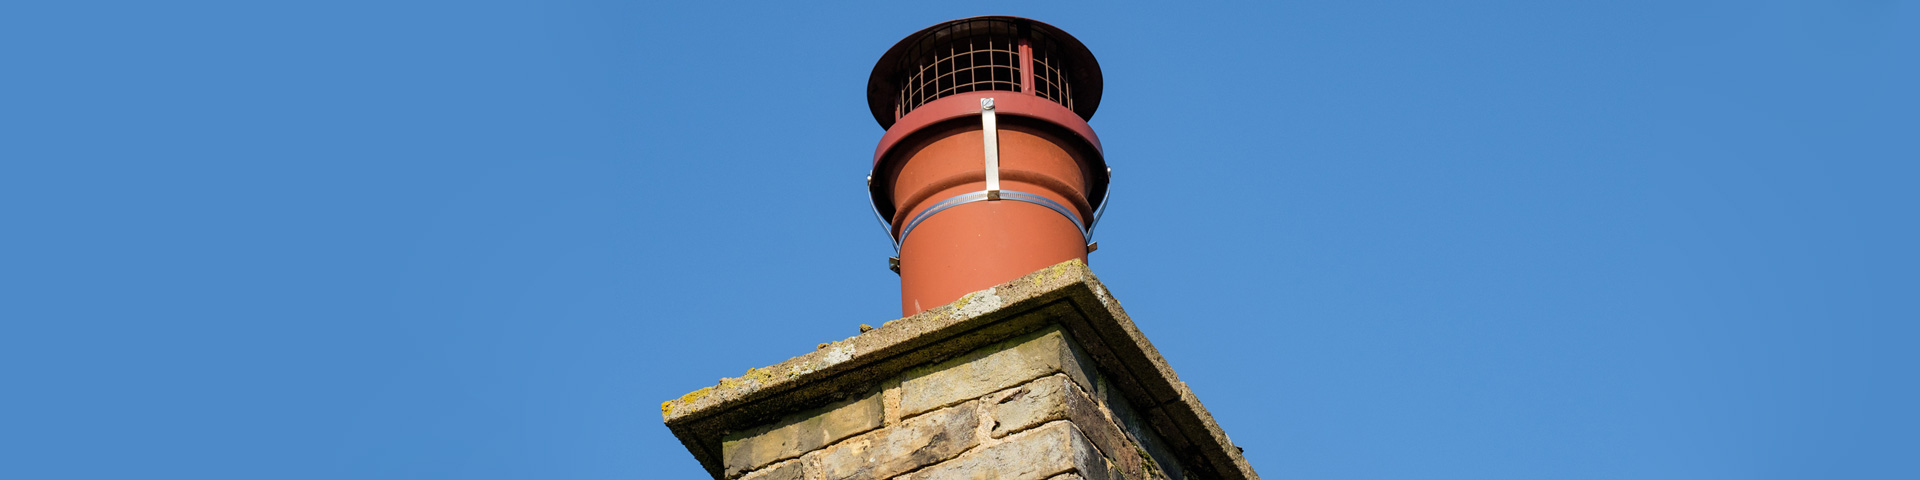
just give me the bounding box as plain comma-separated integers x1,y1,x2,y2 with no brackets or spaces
3,1,1914,478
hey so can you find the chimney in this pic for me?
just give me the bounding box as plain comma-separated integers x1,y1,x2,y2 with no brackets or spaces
864,16,1110,316
661,17,1263,480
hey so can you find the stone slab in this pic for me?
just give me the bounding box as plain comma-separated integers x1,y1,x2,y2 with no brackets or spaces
739,459,811,480
815,400,981,480
894,421,1102,480
722,391,882,477
897,326,1092,417
987,374,1143,479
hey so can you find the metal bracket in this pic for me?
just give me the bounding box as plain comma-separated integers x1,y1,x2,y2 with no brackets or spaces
981,98,1001,200
1087,167,1111,238
868,174,902,254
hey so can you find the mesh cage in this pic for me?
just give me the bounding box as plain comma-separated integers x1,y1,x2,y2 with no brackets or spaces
1025,27,1073,111
889,18,1076,118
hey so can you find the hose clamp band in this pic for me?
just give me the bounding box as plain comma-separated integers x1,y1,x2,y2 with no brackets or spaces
894,189,1089,250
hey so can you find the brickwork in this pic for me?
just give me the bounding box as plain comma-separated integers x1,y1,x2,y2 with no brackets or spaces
722,327,1184,480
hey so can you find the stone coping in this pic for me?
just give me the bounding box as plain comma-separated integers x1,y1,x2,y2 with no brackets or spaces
662,260,1260,480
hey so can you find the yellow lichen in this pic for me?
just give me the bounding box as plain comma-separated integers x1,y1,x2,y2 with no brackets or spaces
944,292,974,319
1032,259,1079,287
664,386,716,417
743,367,776,384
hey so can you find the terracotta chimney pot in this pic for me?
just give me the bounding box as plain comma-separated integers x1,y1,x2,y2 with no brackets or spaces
864,16,1110,316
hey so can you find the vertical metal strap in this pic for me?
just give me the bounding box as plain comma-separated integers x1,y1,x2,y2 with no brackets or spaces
981,98,1001,200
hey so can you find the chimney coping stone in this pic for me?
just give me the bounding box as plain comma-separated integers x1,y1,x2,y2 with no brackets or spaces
661,259,1260,480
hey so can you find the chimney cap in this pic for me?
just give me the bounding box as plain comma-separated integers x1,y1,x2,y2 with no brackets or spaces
866,16,1104,129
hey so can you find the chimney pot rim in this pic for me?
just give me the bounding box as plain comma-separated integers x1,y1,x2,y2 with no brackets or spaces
866,15,1103,129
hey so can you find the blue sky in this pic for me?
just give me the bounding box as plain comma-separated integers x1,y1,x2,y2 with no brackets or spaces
3,1,1914,478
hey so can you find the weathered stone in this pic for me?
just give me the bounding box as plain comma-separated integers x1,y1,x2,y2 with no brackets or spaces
1081,415,1140,480
881,378,905,425
989,374,1145,479
993,374,1116,438
740,458,811,480
899,326,1093,417
988,374,1073,438
816,400,980,480
664,260,1262,480
1103,387,1184,480
722,392,882,477
1137,442,1179,480
897,421,1103,480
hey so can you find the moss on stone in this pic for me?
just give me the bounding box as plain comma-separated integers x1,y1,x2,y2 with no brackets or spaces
1136,444,1163,479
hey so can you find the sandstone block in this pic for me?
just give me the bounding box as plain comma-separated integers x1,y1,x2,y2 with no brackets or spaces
989,374,1145,479
897,421,1105,480
989,374,1083,437
1107,395,1184,480
898,326,1093,417
723,392,883,477
740,458,812,480
816,401,981,480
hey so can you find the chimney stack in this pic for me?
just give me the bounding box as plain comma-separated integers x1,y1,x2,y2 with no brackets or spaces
866,16,1109,316
662,20,1263,479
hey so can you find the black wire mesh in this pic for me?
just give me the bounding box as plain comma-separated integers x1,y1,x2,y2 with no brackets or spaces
890,18,1075,118
1026,29,1073,111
